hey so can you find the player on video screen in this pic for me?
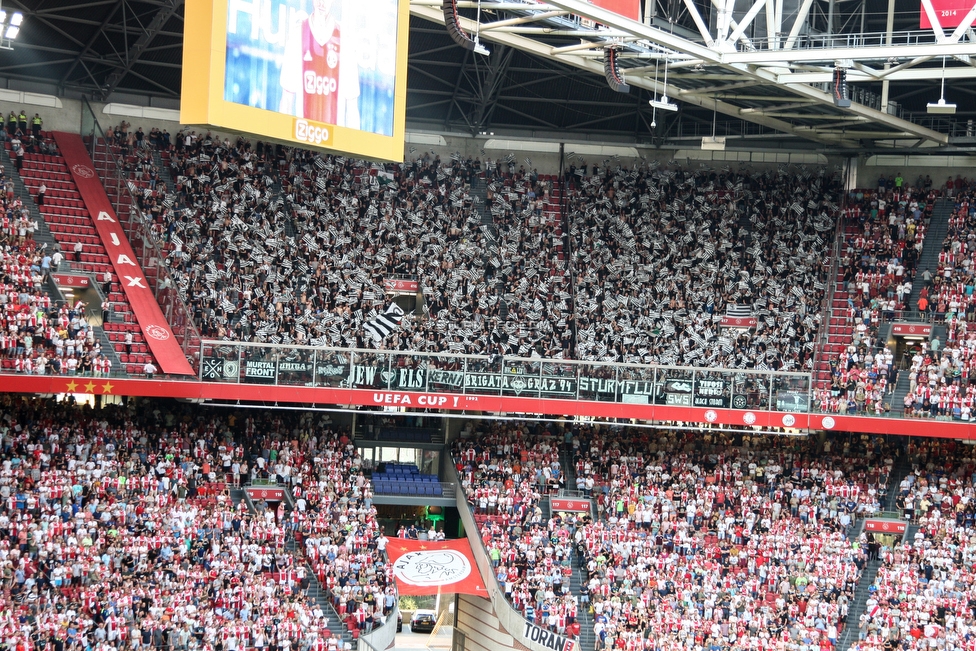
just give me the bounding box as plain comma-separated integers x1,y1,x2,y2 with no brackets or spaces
279,0,360,129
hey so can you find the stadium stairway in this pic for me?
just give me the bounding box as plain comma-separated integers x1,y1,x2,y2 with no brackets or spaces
817,244,855,388
837,558,880,651
0,146,59,256
229,486,246,507
471,176,508,320
890,371,912,415
569,565,596,651
283,485,356,650
908,198,953,311
560,446,576,493
884,453,912,512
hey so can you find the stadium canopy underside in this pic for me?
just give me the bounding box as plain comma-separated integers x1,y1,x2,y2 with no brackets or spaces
1,0,976,153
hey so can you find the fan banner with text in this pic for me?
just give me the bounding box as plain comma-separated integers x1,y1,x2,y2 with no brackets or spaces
386,538,488,596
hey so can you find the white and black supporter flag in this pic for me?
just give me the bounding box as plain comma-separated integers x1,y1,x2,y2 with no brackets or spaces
363,303,406,343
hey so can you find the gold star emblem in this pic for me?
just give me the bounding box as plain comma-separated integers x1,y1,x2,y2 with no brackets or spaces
65,380,78,392
83,381,96,393
419,545,428,550
101,382,114,394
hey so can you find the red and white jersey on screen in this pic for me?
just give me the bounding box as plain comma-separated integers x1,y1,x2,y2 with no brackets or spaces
301,19,340,125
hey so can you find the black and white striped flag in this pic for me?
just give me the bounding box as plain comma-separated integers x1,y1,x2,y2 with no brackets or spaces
363,303,406,343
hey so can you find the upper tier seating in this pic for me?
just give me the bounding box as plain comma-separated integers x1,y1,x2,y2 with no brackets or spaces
5,132,159,375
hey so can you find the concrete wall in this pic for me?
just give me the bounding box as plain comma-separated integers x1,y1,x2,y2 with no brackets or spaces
357,606,399,651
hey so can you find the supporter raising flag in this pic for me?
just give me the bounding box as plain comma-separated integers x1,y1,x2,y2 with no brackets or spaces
364,303,405,343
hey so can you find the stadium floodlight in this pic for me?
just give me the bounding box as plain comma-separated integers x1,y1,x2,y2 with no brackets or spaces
927,98,957,115
928,56,956,115
0,8,22,47
648,54,676,112
649,97,678,111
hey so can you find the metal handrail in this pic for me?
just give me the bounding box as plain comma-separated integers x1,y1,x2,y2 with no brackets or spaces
200,339,813,376
811,194,847,387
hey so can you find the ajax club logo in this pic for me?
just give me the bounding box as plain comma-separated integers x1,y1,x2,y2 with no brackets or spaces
704,410,718,422
145,324,170,341
393,550,471,587
71,164,95,178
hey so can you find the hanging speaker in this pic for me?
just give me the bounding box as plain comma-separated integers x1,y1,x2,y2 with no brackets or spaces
604,48,631,94
443,0,488,55
833,67,851,108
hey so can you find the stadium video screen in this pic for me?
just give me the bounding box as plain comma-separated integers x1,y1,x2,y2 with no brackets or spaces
182,0,408,162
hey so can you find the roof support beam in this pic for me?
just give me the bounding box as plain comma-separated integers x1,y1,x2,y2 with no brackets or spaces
410,3,859,147
681,0,716,47
783,0,815,50
56,0,124,87
99,0,184,100
726,0,766,47
536,0,948,143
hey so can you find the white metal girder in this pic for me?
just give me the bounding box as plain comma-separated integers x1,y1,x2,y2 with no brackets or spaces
779,65,976,82
783,0,816,50
409,2,862,147
726,0,766,47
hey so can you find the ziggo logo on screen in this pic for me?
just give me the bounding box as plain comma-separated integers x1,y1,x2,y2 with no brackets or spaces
294,119,332,146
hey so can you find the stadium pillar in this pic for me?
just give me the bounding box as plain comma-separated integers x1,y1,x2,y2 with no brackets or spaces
880,0,896,113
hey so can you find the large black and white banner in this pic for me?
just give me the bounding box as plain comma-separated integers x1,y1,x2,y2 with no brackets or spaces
363,303,405,342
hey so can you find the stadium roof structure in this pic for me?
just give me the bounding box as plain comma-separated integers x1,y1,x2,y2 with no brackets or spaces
2,0,976,153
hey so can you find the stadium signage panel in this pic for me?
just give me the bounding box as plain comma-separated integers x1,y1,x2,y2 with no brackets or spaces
891,323,932,336
182,0,410,162
51,274,90,288
384,278,419,292
12,372,976,438
550,498,592,513
920,0,972,28
523,622,577,651
720,316,758,328
246,487,285,501
864,519,907,534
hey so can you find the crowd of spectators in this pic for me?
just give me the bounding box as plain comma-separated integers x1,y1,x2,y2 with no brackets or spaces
454,424,908,651
0,397,398,651
814,181,937,415
852,438,976,651
892,188,976,417
453,423,585,638
287,414,397,638
0,154,118,377
565,164,838,369
103,124,851,374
